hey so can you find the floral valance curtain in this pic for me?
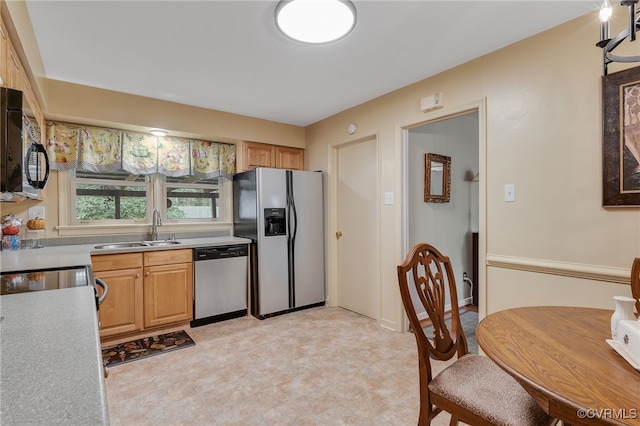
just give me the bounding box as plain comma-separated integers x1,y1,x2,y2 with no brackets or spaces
45,121,236,178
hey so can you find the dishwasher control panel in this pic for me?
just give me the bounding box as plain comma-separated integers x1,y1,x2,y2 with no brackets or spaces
194,245,248,260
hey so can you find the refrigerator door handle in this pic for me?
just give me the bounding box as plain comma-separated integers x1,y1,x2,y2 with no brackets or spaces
286,171,296,308
291,190,298,242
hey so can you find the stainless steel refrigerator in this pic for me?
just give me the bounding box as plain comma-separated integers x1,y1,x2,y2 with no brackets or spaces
233,167,325,319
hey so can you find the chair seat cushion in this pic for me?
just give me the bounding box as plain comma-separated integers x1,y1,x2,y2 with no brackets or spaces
428,354,552,426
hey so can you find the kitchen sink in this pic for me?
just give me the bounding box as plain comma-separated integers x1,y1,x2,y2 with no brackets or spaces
142,241,182,246
94,241,182,249
94,242,148,249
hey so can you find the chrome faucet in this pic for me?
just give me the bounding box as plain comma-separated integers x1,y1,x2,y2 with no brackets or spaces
151,208,162,241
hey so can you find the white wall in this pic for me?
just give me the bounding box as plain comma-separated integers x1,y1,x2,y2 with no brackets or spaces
407,113,479,309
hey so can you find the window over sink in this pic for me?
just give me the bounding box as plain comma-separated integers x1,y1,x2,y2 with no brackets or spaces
164,175,222,220
73,170,150,221
58,169,230,235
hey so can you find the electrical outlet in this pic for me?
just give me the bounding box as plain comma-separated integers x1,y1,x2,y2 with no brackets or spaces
28,206,45,219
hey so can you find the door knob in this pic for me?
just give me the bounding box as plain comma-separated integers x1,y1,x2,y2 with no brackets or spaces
336,231,343,239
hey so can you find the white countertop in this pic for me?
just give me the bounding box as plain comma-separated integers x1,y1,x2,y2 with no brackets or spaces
0,287,110,425
1,236,251,273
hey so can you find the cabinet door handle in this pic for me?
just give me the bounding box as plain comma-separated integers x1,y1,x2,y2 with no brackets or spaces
336,231,343,239
136,273,140,278
145,272,150,277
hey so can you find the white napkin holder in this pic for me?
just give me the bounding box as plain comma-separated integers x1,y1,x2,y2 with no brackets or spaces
607,319,640,371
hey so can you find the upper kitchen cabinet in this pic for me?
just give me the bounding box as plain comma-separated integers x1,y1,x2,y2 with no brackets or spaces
244,142,276,170
2,16,22,91
6,41,21,90
0,19,7,86
242,141,304,171
0,16,45,136
275,146,304,171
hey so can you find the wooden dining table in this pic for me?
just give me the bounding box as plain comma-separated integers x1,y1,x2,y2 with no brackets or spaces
476,306,640,425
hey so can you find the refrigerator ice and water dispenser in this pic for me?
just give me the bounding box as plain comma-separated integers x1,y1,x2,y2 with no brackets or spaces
264,208,286,236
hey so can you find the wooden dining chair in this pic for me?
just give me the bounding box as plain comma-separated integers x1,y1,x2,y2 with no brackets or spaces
397,243,556,426
631,257,640,314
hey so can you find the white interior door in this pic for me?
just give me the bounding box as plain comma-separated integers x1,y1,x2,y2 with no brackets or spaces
336,137,378,319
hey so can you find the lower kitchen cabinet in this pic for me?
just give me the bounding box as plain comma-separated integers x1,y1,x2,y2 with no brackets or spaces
94,268,143,337
92,253,144,338
144,261,193,328
91,249,193,339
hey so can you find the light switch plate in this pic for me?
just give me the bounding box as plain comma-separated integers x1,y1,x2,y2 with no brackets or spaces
384,192,394,205
28,206,45,219
504,184,516,202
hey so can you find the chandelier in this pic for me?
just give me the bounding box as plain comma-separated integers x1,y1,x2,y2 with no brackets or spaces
596,0,640,75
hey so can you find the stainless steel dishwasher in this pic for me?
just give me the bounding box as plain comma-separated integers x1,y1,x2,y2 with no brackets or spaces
191,245,248,327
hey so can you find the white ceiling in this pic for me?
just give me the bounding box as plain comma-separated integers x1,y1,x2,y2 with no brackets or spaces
24,1,596,127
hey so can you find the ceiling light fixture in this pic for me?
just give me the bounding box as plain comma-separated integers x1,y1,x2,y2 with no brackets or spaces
275,0,357,44
150,129,168,137
596,0,639,75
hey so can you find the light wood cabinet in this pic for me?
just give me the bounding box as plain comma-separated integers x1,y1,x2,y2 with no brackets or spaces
143,249,193,328
0,19,7,86
1,15,46,143
92,253,144,338
92,249,193,339
95,268,144,337
242,142,304,171
276,146,304,171
244,142,276,170
1,15,22,90
6,39,22,91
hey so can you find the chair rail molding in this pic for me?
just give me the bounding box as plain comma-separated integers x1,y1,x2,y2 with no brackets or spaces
486,254,630,285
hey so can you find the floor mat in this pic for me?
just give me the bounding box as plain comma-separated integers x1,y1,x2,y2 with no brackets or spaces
101,330,195,367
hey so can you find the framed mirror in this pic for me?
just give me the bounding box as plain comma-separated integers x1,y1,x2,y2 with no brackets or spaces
424,153,451,203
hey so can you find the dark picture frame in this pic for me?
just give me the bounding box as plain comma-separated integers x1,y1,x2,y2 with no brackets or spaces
602,66,640,207
424,153,451,203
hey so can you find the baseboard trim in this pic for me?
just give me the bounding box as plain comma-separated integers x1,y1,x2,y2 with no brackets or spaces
416,304,478,329
486,254,630,285
417,299,475,322
378,318,398,331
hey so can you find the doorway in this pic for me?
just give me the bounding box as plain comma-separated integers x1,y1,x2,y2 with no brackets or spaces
333,136,379,319
405,111,480,315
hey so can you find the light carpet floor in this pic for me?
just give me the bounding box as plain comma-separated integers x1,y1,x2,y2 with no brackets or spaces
105,306,458,426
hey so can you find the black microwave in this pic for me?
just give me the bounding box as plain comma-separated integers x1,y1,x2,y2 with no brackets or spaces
0,87,49,201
